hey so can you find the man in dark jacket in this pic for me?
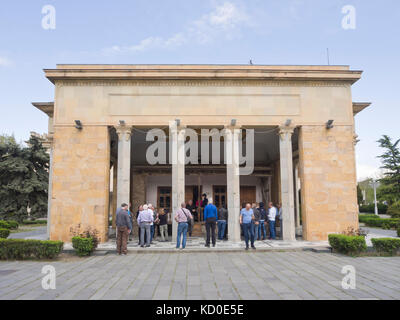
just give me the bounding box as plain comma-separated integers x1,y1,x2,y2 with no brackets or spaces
258,202,267,240
252,203,261,240
217,205,228,240
116,203,132,255
186,200,196,236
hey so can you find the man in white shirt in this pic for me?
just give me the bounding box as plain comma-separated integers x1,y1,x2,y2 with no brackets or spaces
267,202,277,240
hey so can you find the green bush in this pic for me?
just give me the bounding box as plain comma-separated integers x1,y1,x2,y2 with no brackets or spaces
5,220,18,229
0,239,63,260
361,217,400,229
22,220,47,225
359,203,388,214
358,214,379,223
0,228,10,239
72,237,94,256
371,238,400,256
387,201,400,218
328,234,367,255
0,221,11,229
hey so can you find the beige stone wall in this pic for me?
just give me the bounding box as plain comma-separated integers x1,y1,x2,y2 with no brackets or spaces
298,125,358,241
50,126,110,242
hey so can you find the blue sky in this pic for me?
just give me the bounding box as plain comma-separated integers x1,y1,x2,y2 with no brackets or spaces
0,0,399,180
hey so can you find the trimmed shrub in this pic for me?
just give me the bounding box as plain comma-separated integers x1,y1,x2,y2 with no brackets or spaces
22,220,47,225
328,234,367,255
72,237,94,256
387,201,400,218
0,239,63,260
0,228,10,239
359,203,388,214
5,220,18,230
0,221,11,229
371,238,400,256
361,217,400,229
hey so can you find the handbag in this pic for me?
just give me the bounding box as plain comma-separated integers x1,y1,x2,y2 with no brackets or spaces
182,208,192,224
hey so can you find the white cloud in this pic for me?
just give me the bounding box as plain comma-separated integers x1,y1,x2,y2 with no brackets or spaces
0,56,11,67
102,1,250,55
356,163,383,182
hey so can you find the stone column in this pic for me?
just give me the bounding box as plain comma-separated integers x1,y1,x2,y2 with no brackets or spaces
226,127,241,242
279,125,296,241
46,135,54,239
294,161,301,229
111,161,118,229
115,125,132,209
170,122,185,241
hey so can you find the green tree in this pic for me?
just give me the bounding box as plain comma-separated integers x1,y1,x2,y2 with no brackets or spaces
357,184,363,204
0,134,49,222
377,135,400,205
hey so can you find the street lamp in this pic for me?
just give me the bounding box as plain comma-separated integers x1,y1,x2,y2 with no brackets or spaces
370,179,379,216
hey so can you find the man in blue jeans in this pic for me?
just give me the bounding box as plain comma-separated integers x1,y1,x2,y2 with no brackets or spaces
268,202,277,240
240,203,255,250
258,202,267,240
174,202,193,250
217,205,228,240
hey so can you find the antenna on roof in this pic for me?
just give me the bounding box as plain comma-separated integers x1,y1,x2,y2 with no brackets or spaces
326,48,330,65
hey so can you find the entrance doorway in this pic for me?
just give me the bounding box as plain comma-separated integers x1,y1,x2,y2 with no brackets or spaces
213,185,226,208
157,186,171,212
240,186,256,206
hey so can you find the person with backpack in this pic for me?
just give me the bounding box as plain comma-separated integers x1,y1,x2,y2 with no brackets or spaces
174,202,193,250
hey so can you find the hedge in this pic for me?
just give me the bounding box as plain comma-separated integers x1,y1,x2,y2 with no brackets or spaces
72,237,94,256
0,221,10,229
0,239,63,260
5,220,19,229
328,234,367,255
361,217,400,229
371,238,400,256
0,228,10,239
22,220,47,225
359,203,388,214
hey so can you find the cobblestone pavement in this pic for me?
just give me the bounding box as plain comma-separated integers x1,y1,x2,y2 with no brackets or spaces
0,251,399,300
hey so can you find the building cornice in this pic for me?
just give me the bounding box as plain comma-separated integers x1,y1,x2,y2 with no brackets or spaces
32,102,54,117
352,102,371,115
43,64,362,85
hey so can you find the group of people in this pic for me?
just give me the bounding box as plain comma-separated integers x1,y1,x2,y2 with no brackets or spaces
114,197,282,255
240,202,282,250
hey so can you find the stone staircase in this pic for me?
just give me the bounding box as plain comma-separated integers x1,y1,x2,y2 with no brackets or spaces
191,222,204,237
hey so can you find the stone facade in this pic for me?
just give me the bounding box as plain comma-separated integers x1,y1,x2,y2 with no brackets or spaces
32,65,369,243
298,125,359,241
50,126,110,242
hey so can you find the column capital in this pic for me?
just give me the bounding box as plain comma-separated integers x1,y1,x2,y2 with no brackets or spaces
115,125,132,141
278,124,295,140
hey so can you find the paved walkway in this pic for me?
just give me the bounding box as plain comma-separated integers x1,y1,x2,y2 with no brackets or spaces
8,226,47,240
0,251,399,300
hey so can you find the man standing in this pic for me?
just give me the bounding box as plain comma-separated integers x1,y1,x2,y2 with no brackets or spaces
258,202,267,240
277,203,283,239
175,202,193,249
252,203,260,240
137,204,154,248
148,204,156,243
116,203,132,255
217,205,228,240
203,198,218,247
240,203,255,250
186,200,196,236
268,202,277,240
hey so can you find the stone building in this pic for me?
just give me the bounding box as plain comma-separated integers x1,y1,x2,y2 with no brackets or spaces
33,64,370,243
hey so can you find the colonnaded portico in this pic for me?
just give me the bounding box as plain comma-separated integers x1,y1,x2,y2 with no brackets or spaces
32,64,370,243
